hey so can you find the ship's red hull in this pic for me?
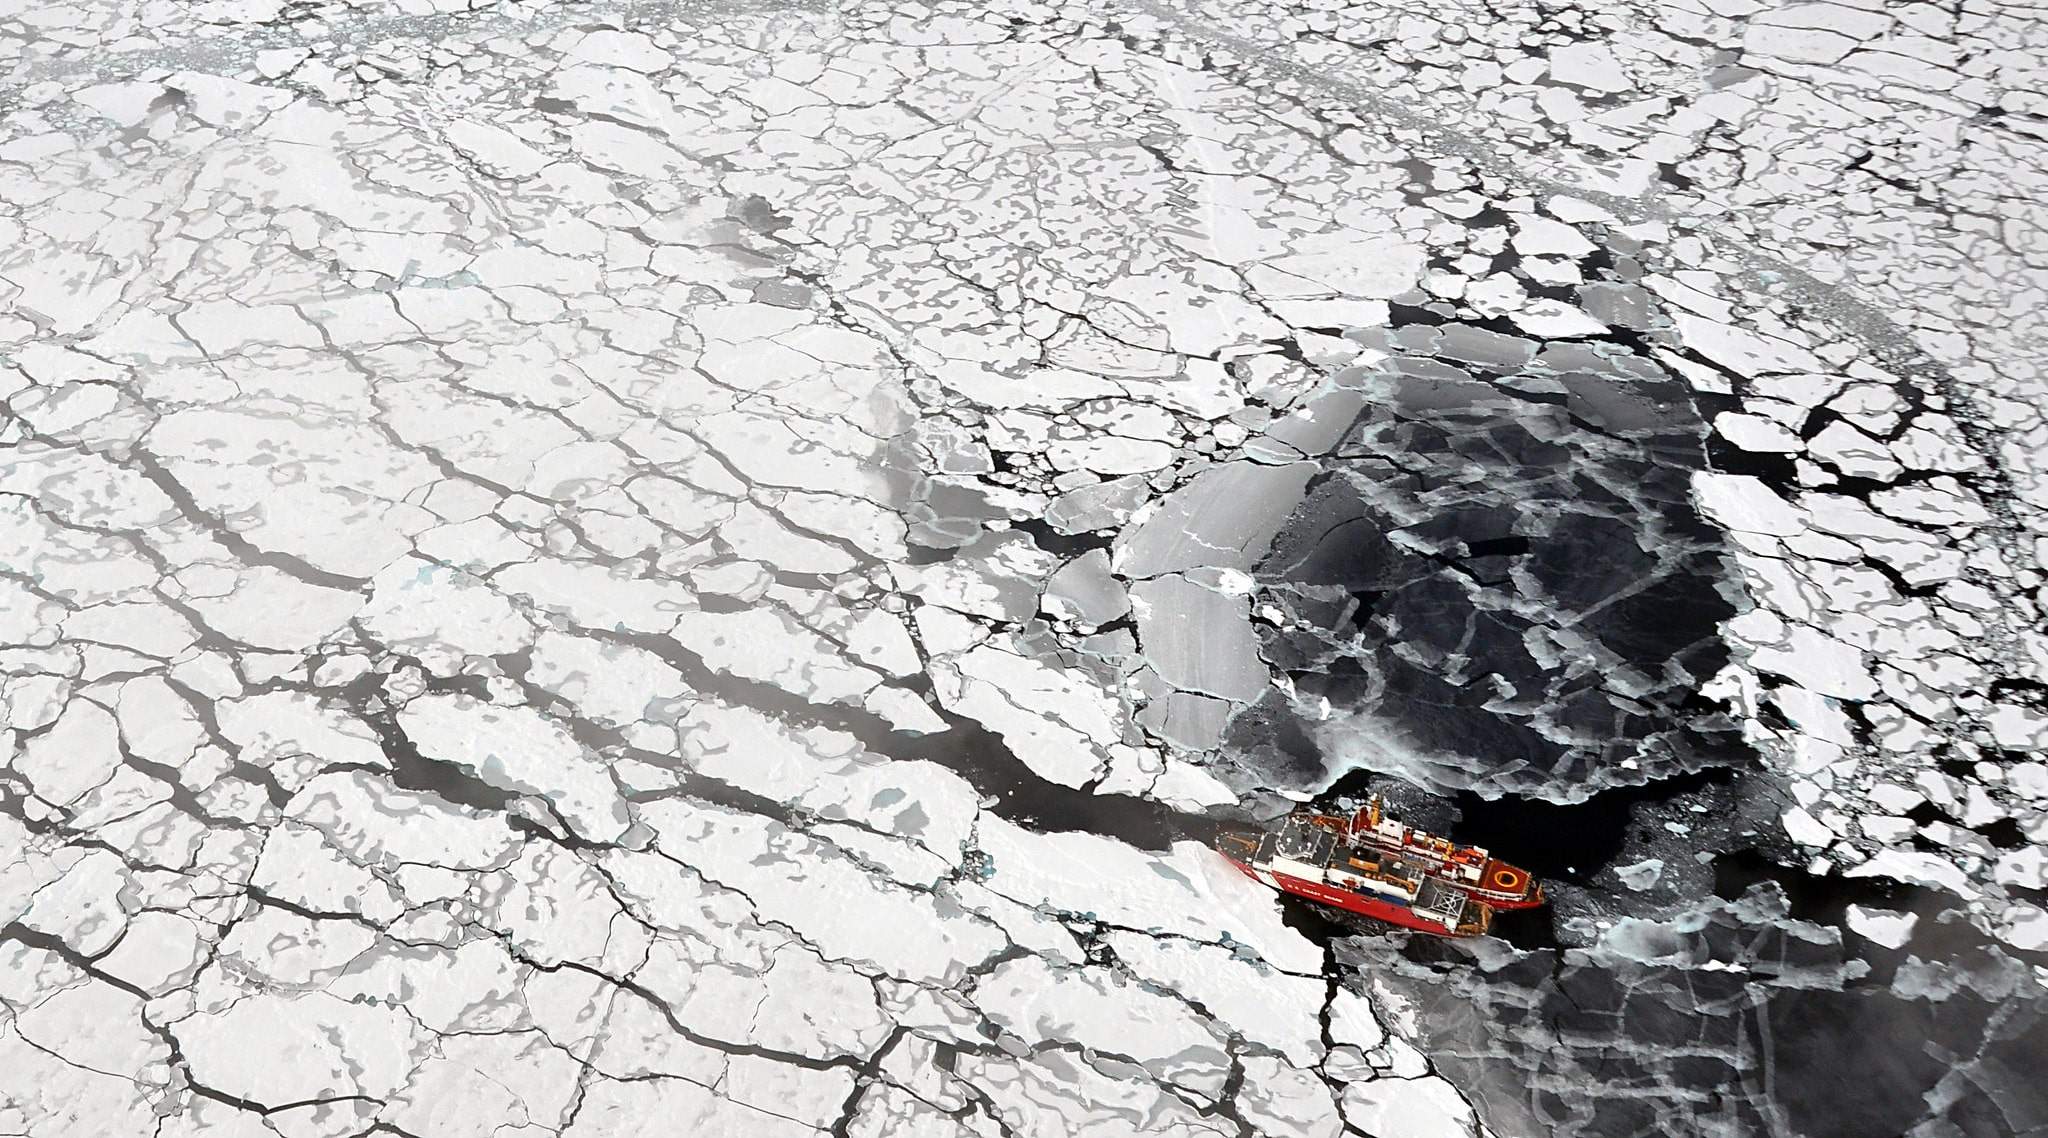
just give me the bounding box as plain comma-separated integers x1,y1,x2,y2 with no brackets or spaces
1223,856,1481,936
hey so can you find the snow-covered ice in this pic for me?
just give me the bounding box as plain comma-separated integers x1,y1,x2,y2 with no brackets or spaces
3,0,2045,1134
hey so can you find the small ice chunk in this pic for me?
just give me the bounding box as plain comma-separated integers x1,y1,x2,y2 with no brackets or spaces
1782,805,1832,847
1716,411,1803,452
1845,904,1917,949
1148,759,1237,809
1809,420,1902,481
1615,858,1665,890
1548,195,1620,224
1511,215,1598,257
1994,847,2046,890
1845,849,1977,897
1042,549,1131,627
1996,905,2048,952
1509,300,1607,337
1987,704,2048,750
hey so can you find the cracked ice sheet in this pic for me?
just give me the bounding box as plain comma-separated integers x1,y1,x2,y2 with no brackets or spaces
0,4,1519,1137
8,0,2047,1134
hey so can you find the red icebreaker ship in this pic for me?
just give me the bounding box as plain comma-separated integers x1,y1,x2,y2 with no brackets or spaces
1215,797,1544,937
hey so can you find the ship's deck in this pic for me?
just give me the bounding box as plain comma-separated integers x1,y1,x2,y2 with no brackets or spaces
1272,816,1337,864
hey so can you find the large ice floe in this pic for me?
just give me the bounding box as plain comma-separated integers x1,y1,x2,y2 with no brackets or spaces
2,0,2046,1135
